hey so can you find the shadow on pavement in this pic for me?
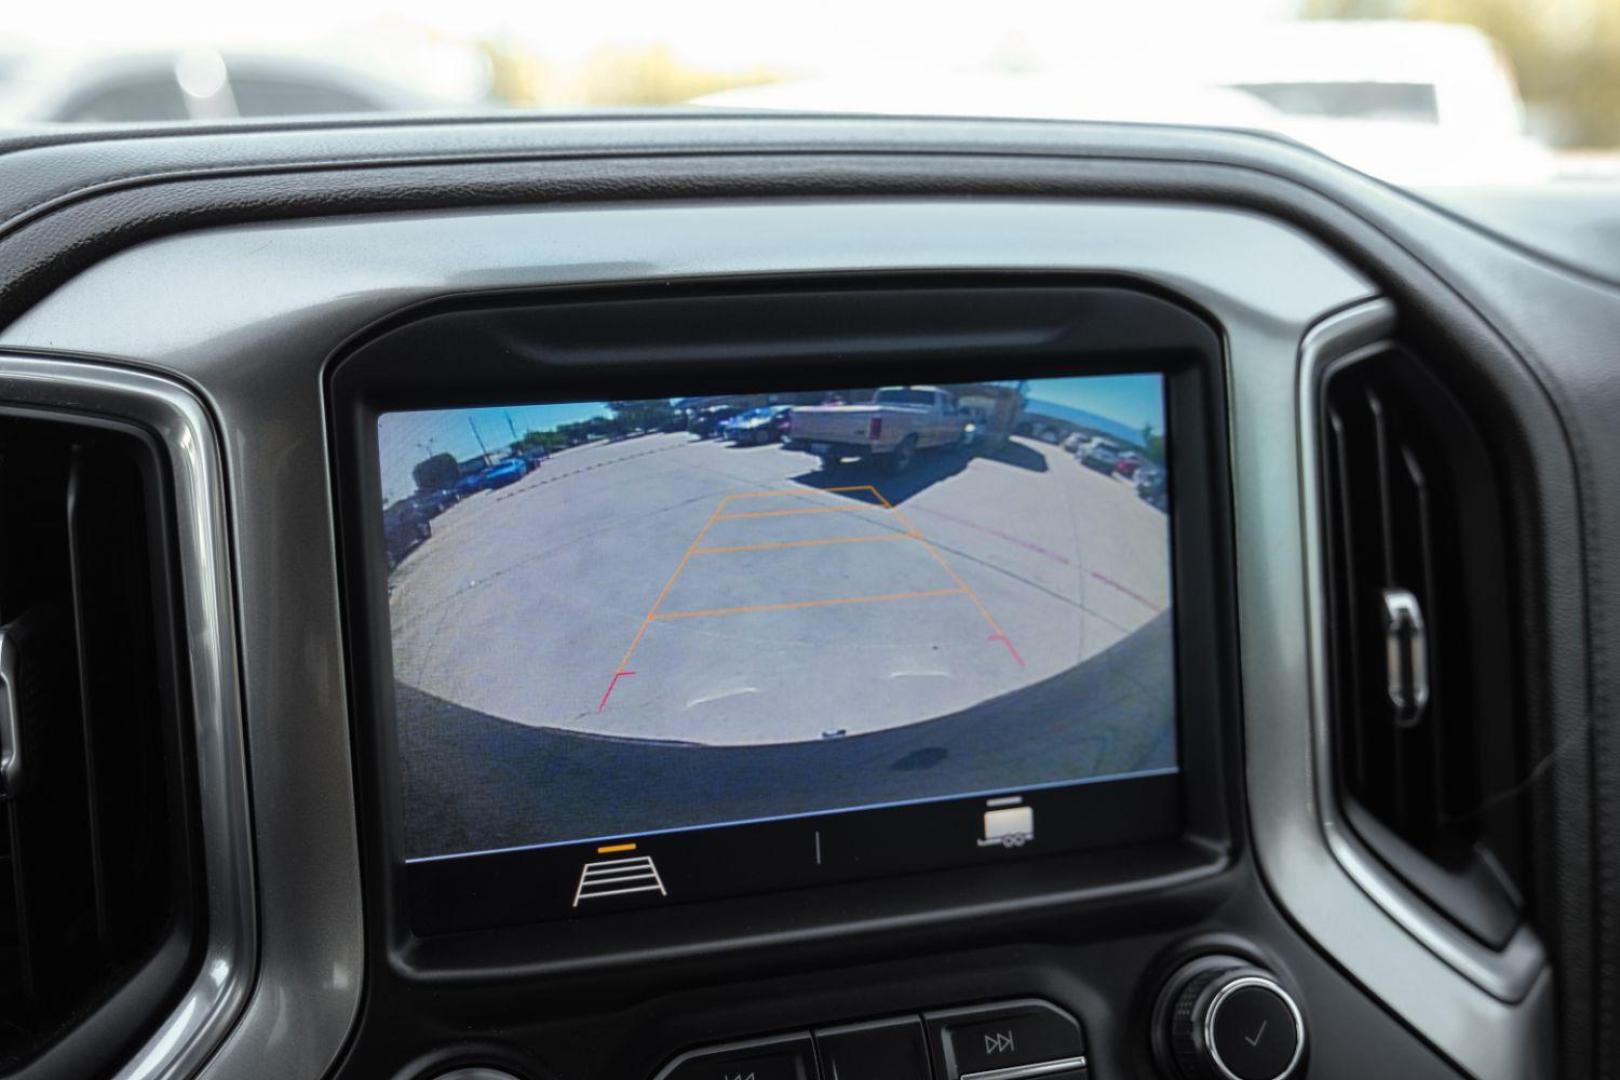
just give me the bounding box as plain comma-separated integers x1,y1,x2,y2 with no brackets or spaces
396,611,1174,859
785,439,1053,506
978,439,1049,473
787,446,974,505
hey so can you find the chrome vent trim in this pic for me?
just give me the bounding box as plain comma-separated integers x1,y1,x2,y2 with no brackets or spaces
1296,310,1545,1002
0,354,254,1080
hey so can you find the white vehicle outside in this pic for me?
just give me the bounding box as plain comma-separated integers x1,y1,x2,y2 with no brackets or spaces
787,386,967,473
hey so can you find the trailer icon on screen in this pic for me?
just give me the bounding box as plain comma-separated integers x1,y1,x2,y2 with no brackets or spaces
978,797,1034,848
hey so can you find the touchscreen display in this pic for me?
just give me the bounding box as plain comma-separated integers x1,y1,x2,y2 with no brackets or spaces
379,375,1176,920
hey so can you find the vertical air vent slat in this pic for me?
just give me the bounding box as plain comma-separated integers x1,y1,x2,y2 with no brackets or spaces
1326,407,1368,799
1320,348,1527,951
65,446,112,947
1400,443,1450,840
1367,388,1417,832
0,408,196,1076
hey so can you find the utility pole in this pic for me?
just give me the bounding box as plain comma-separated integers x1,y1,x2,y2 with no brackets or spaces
506,411,521,445
468,416,490,463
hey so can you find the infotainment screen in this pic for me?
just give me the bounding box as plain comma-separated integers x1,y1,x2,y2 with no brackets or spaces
377,375,1178,924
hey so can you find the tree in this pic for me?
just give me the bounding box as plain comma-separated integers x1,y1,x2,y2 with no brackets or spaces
1141,423,1167,465
518,429,568,452
412,452,460,493
607,399,676,432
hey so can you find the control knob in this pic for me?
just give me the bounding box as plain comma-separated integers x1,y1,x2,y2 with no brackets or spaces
1153,955,1306,1080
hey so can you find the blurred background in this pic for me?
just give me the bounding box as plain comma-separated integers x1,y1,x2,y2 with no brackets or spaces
1,0,1615,188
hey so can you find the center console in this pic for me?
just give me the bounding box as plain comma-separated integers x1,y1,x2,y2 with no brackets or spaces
324,278,1437,1080
4,181,1541,1080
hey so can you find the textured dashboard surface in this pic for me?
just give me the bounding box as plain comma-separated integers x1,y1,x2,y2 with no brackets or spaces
0,114,1611,1079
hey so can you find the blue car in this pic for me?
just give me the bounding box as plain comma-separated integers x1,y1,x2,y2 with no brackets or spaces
482,459,527,490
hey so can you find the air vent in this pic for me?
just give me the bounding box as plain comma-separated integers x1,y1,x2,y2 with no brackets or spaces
0,408,199,1077
1319,348,1527,950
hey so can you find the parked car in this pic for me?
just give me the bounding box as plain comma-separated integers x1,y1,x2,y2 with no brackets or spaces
1080,441,1121,473
723,405,792,445
482,458,527,490
406,488,459,519
382,500,431,569
1136,465,1169,511
689,405,743,439
1114,451,1146,479
787,386,967,473
453,469,490,497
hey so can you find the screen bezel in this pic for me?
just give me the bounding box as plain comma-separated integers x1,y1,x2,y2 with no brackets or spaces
327,275,1240,967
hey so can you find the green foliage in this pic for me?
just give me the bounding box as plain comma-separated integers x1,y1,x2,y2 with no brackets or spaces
517,429,569,452
1141,424,1166,465
607,399,677,432
412,452,460,492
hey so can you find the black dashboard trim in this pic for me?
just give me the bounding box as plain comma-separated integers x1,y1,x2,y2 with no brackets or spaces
325,275,1237,964
0,115,1601,1078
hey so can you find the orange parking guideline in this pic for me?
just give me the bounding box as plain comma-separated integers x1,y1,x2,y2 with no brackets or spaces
715,504,874,521
598,494,732,710
863,485,1027,667
652,588,966,622
692,532,919,556
598,483,1025,711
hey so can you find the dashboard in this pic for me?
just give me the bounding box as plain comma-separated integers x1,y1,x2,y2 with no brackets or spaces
0,114,1613,1080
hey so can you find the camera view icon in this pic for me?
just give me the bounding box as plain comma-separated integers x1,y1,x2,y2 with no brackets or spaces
572,843,668,907
977,796,1034,849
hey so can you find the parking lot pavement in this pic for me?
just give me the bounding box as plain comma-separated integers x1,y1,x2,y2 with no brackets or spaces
388,432,1170,746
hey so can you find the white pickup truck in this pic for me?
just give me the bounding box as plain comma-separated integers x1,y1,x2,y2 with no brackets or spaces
787,386,968,473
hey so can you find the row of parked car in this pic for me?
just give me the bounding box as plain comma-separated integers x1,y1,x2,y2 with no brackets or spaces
689,388,981,476
689,404,795,444
1068,434,1167,511
453,454,534,497
385,448,550,568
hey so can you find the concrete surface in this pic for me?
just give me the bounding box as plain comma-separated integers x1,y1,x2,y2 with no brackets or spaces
388,432,1171,747
397,610,1175,856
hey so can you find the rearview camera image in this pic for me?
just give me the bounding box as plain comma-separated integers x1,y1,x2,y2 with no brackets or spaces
380,376,1175,859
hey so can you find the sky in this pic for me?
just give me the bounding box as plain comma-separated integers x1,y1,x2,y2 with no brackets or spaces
3,0,1302,110
376,373,1162,503
379,400,610,502
1023,374,1163,437
6,1,1299,62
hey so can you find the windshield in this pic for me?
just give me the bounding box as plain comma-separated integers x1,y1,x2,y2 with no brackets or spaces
4,1,1616,192
875,389,940,406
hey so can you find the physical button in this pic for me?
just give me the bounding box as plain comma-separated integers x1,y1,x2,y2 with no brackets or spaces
816,1017,932,1080
655,1034,816,1080
1207,980,1300,1080
1154,956,1307,1080
926,1000,1086,1080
